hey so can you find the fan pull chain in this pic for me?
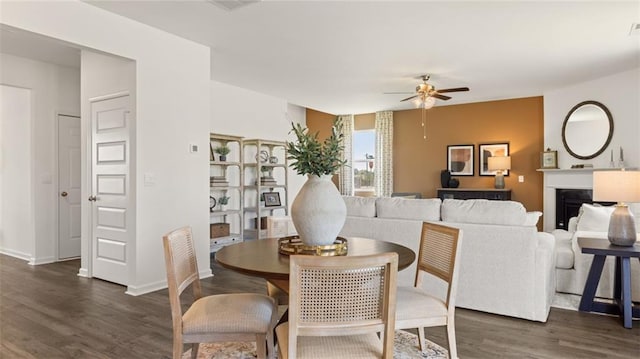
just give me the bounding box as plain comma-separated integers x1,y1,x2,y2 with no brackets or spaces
422,108,427,139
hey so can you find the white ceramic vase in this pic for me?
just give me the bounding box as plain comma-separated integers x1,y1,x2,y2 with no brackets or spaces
291,174,346,246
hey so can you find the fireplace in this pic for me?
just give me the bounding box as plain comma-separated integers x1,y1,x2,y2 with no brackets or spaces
555,189,614,230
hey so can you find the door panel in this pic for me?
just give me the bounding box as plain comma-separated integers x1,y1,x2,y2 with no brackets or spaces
58,115,81,259
91,95,131,285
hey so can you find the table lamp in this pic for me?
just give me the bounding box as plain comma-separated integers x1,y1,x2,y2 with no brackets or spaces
593,170,640,246
487,156,511,189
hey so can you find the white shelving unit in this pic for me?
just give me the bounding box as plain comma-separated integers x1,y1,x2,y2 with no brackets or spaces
209,133,243,252
242,139,288,240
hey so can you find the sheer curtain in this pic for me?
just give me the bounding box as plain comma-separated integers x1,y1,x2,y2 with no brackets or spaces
338,115,354,195
375,111,393,197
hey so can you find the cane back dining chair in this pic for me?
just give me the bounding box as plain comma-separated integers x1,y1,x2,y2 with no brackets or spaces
275,252,398,359
163,226,278,359
395,222,463,359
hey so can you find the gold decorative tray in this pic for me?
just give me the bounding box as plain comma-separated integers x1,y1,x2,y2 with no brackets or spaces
278,236,348,256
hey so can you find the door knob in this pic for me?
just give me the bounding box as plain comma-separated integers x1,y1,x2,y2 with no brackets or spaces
61,191,68,197
88,195,97,202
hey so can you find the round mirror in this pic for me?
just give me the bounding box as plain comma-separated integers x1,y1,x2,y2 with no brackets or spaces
561,101,613,160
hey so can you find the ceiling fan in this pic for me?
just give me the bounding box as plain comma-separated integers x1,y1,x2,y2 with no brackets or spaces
394,75,470,104
386,75,470,139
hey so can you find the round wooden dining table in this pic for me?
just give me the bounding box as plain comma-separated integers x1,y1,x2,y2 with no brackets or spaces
215,237,416,292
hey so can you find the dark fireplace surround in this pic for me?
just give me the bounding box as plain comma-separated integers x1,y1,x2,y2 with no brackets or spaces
555,189,615,230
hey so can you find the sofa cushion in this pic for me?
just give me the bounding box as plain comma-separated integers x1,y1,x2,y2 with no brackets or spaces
441,199,527,226
576,204,614,232
375,197,441,221
342,196,376,218
552,229,574,269
524,211,543,227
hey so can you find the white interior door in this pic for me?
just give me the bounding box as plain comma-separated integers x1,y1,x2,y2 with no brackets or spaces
58,115,81,259
91,94,131,285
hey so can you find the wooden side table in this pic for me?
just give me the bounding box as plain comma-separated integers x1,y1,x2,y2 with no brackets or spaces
578,237,640,328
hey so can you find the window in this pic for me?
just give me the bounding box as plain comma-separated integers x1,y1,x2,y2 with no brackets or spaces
352,130,375,195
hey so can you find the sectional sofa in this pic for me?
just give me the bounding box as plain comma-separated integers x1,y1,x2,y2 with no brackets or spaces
339,196,555,322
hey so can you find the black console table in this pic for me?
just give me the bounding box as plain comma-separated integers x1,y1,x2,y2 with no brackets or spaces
437,188,511,201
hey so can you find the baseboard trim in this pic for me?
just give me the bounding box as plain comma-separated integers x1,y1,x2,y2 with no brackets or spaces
29,256,56,265
124,269,213,296
77,268,90,277
0,248,31,262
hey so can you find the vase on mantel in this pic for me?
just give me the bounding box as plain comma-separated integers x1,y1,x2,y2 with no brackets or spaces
291,174,346,246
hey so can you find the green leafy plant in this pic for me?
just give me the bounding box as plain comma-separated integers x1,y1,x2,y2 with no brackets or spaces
286,118,346,176
213,145,231,156
218,195,230,205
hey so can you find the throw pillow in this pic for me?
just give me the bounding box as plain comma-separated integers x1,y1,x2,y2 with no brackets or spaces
342,196,376,218
524,211,542,226
441,199,527,226
576,203,615,232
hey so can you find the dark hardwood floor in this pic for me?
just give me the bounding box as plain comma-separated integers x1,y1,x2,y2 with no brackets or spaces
1,254,638,358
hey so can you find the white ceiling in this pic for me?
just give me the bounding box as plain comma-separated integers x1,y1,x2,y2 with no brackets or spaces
4,1,639,115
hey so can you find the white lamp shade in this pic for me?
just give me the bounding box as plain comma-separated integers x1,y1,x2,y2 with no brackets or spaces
593,170,640,203
487,156,511,171
422,96,436,109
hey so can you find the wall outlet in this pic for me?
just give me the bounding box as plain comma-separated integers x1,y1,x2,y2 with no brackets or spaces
518,175,524,183
189,144,198,153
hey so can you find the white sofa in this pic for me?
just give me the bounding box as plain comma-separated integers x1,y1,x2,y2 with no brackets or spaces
339,196,555,322
554,203,640,301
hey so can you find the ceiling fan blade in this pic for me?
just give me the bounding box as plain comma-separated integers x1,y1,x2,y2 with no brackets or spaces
432,93,451,100
400,94,419,102
436,87,470,93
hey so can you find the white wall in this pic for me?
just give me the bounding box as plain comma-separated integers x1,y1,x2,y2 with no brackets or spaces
544,68,640,169
542,67,640,231
1,1,211,295
0,84,33,260
0,53,80,263
210,80,307,209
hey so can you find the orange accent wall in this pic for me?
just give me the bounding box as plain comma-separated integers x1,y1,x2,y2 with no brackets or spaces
306,96,544,215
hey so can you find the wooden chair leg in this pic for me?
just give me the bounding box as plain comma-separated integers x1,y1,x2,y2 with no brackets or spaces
446,322,458,359
256,334,267,359
173,337,184,359
417,327,426,352
190,343,199,359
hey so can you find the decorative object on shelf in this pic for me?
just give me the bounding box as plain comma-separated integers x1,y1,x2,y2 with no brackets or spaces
610,149,615,168
209,196,216,212
593,169,640,246
269,155,278,164
210,222,230,239
448,178,460,188
447,144,474,176
562,100,613,160
256,150,269,163
479,143,509,176
213,144,231,161
541,148,558,169
263,192,281,207
210,175,229,187
218,195,230,211
618,146,625,168
440,169,451,188
287,118,347,246
278,236,348,256
487,156,511,189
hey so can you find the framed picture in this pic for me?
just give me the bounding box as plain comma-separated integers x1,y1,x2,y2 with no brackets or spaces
479,143,510,176
447,144,474,176
541,149,558,169
263,192,281,207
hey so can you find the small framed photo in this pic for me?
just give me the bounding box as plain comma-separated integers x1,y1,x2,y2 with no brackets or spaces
447,144,474,176
263,192,281,207
479,143,510,176
541,149,558,169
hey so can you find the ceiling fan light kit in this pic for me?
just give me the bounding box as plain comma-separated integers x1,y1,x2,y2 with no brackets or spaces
392,74,470,139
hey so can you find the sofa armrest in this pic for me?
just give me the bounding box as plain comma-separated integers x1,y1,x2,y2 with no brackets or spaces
534,231,556,320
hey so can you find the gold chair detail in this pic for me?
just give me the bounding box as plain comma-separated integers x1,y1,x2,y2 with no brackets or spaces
275,252,398,359
162,226,278,359
395,222,463,359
